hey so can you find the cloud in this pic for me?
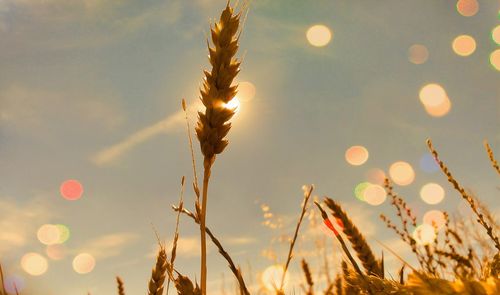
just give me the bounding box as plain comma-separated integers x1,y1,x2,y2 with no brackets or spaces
77,232,139,259
0,197,53,255
147,235,204,259
91,100,202,166
225,236,257,246
0,84,125,134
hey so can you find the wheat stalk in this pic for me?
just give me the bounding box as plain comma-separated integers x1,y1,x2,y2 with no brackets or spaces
116,276,125,295
0,264,7,295
195,3,242,293
324,198,383,277
148,246,169,295
166,176,185,295
278,185,314,292
172,205,250,295
427,139,500,251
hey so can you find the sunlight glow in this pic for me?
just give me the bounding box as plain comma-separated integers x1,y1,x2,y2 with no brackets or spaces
262,265,288,291
452,35,476,56
413,224,436,245
490,49,500,71
389,161,415,186
408,44,429,64
60,179,84,201
456,0,479,17
362,184,387,206
423,210,446,230
21,253,48,276
306,25,332,47
345,145,369,166
73,253,96,274
420,183,445,205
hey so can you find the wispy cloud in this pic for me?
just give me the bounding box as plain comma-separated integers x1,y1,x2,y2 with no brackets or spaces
147,235,205,259
0,84,125,133
77,232,139,259
0,197,53,255
91,100,202,166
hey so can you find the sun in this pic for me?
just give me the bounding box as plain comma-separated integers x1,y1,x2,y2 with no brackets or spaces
224,97,241,118
261,265,289,292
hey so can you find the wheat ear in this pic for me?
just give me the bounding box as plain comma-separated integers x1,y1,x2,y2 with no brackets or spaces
195,4,242,294
116,276,125,295
427,139,500,251
484,140,500,176
324,198,383,277
148,246,168,295
301,259,314,295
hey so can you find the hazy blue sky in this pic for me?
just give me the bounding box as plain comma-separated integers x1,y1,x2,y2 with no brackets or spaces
0,0,499,294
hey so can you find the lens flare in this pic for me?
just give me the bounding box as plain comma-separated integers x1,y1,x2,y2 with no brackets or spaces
389,161,415,186
419,84,447,107
306,25,332,47
73,253,96,274
354,182,371,201
262,265,289,291
452,35,476,57
419,83,451,117
413,224,436,245
4,275,25,294
366,168,386,185
55,224,71,244
345,145,369,166
423,210,446,230
237,81,256,102
456,0,479,17
60,179,84,201
490,49,500,71
21,253,48,276
492,25,500,45
37,224,61,246
46,244,66,260
362,184,387,206
408,44,429,64
420,183,445,205
424,96,451,117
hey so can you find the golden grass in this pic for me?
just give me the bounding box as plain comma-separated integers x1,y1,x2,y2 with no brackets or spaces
122,3,500,295
116,276,125,295
427,139,500,252
484,141,500,176
278,185,314,292
148,246,168,295
324,198,383,277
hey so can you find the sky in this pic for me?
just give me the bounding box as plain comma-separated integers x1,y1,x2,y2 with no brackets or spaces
0,0,499,294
